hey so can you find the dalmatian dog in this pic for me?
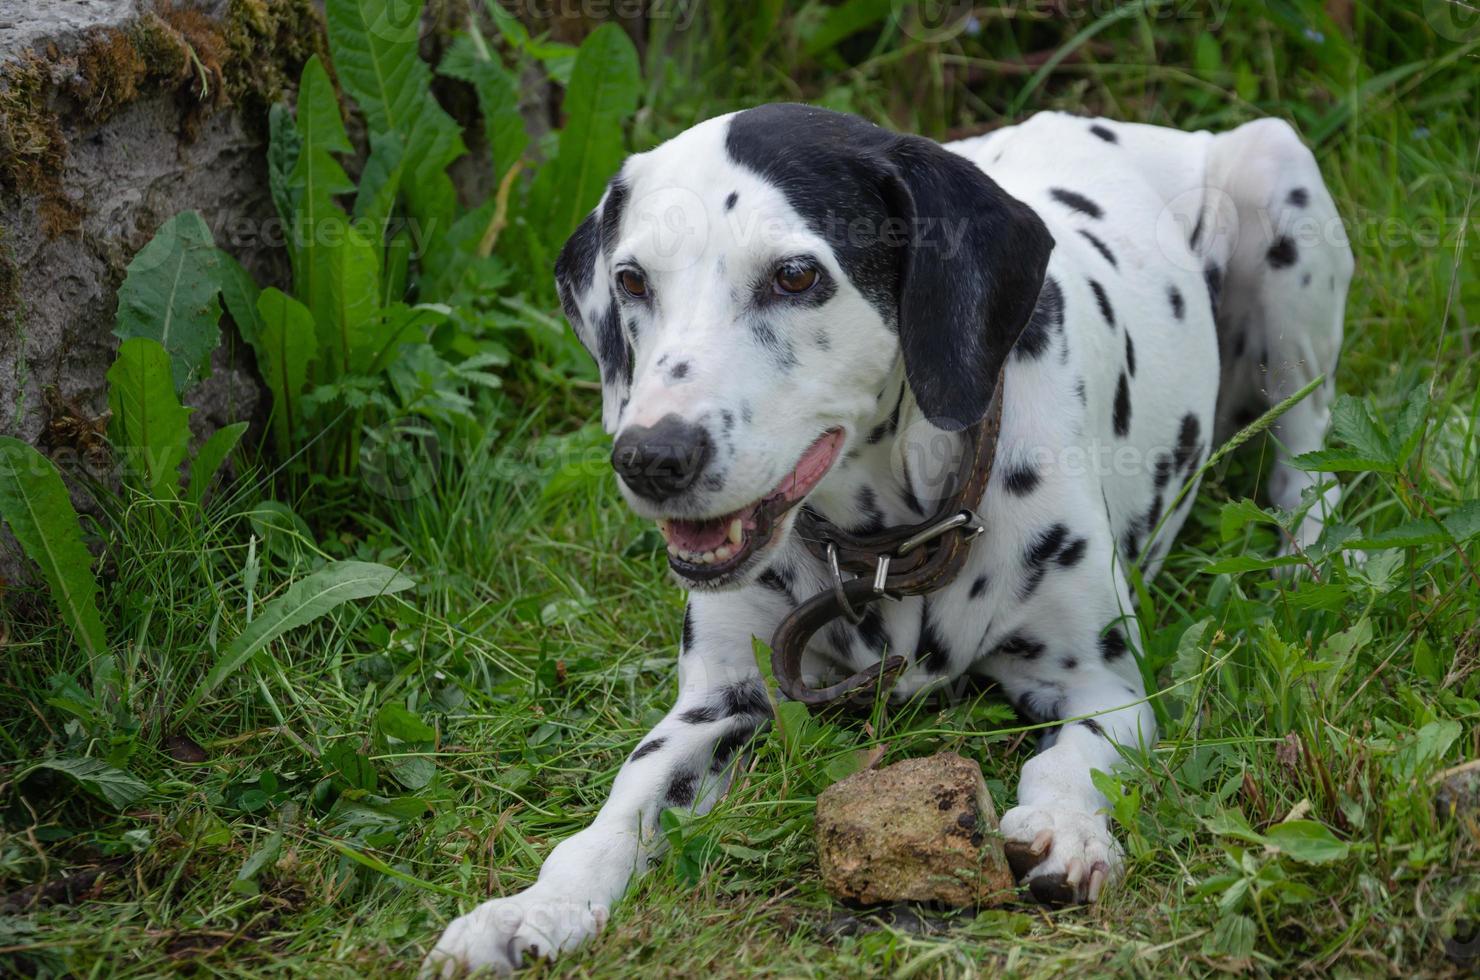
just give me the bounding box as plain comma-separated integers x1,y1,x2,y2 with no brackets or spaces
426,104,1352,974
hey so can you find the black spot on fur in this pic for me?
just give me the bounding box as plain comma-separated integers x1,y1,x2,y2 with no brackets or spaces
969,575,989,599
854,486,886,533
1061,656,1079,670
1125,331,1136,377
1189,212,1205,250
758,566,794,602
1089,279,1115,328
1168,284,1185,320
1266,235,1298,269
914,603,952,672
1003,462,1040,496
868,384,906,443
995,634,1046,660
670,361,690,381
710,725,757,773
856,605,889,653
725,191,738,211
1050,187,1104,220
666,770,698,807
1153,451,1174,490
1113,372,1131,437
722,681,772,719
1056,536,1087,568
1015,683,1065,723
1174,413,1202,471
1014,276,1064,361
1204,263,1222,316
678,703,719,724
1074,377,1087,406
682,604,695,653
1090,124,1117,143
1079,718,1107,738
1021,523,1070,598
1286,187,1308,208
1078,229,1117,268
1100,626,1128,661
1301,271,1312,288
630,737,666,761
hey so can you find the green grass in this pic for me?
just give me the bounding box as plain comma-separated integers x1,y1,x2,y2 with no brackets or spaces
3,2,1478,976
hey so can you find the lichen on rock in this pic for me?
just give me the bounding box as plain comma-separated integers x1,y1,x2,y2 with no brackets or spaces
815,751,1016,909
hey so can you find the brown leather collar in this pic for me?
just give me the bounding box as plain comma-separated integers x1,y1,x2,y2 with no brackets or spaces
769,373,1006,713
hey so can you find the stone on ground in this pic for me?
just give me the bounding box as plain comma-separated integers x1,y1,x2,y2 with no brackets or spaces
815,751,1014,908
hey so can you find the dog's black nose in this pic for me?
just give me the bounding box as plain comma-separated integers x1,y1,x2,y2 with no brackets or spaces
612,415,713,502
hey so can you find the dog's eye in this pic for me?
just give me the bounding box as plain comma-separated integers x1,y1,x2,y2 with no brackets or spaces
774,262,819,295
618,269,648,298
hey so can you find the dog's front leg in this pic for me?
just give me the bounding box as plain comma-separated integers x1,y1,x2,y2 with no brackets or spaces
995,642,1156,907
425,591,778,977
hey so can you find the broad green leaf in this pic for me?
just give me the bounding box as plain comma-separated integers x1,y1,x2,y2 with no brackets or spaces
486,0,577,83
1350,518,1446,550
0,438,107,657
31,756,148,809
187,421,248,506
230,828,283,896
537,23,640,243
1330,394,1394,465
330,233,383,374
1390,386,1430,466
1444,500,1480,542
288,56,356,352
200,561,415,697
324,743,379,792
325,0,465,233
1168,618,1213,702
352,130,405,242
267,102,302,228
1203,807,1263,844
252,288,319,455
1207,914,1256,958
1219,498,1278,542
107,338,193,497
376,703,436,742
1263,819,1349,863
214,250,264,347
1201,553,1304,574
802,0,892,57
112,211,223,393
440,33,527,184
1288,448,1394,473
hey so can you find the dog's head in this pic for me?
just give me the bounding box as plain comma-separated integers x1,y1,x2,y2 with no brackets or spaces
556,104,1052,589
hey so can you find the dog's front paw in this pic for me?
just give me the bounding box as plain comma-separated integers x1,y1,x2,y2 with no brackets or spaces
422,887,610,977
1000,804,1123,907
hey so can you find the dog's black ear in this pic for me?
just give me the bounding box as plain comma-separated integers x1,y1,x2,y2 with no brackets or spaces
883,137,1054,429
554,178,632,432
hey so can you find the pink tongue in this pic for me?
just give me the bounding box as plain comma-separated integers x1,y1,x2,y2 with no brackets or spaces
777,429,844,502
667,515,732,552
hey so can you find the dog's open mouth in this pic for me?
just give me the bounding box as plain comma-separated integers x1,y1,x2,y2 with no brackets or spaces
657,428,845,583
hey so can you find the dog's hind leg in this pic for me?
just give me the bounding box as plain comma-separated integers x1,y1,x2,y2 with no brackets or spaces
1199,118,1355,556
424,590,780,977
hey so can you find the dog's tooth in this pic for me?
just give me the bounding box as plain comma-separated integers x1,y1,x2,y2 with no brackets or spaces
666,543,680,557
702,550,716,564
715,545,733,561
728,518,743,545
